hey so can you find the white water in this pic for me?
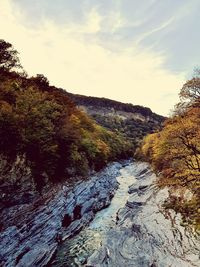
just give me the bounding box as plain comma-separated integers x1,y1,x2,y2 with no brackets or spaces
90,165,136,230
52,162,200,267
52,163,137,267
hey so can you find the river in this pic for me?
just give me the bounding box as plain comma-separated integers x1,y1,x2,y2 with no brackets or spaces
51,162,136,266
52,161,200,267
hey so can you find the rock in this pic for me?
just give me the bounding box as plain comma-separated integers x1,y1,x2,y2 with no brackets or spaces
0,162,122,267
87,162,200,267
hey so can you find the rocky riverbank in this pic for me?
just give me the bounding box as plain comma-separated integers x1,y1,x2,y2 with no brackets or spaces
87,162,200,267
0,162,123,267
1,161,199,267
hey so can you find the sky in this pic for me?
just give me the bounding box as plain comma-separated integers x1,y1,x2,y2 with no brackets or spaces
0,0,200,116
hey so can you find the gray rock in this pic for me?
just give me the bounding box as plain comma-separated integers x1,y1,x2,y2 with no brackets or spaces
87,162,200,267
0,162,122,267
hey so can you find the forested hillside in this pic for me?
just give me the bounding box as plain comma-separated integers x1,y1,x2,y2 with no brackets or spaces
0,40,132,202
66,92,165,148
66,92,164,119
140,71,200,230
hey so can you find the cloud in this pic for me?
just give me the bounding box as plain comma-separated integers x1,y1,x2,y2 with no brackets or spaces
0,0,186,116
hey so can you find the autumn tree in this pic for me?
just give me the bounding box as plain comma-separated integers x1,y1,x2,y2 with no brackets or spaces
29,74,50,91
0,39,133,192
141,70,200,229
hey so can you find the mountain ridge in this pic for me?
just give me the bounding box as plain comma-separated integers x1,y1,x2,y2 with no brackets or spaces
63,90,166,146
65,91,166,122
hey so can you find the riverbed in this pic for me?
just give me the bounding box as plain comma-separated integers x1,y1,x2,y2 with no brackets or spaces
52,162,200,267
52,162,137,266
1,161,199,267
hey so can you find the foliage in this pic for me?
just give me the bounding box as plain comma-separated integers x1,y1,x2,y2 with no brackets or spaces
92,114,160,144
64,92,165,155
66,92,165,122
0,40,22,71
0,40,132,190
140,70,200,230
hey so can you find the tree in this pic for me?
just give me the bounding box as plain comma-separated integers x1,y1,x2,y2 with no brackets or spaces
141,71,200,229
180,68,200,108
30,74,50,91
0,39,22,71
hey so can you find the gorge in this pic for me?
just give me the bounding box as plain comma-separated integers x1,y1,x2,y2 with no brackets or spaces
1,161,199,267
0,39,199,267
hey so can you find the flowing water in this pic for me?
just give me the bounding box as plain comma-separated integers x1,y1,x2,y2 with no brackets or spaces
52,162,200,267
52,163,137,266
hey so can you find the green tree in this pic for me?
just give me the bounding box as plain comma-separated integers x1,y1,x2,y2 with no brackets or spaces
0,40,22,71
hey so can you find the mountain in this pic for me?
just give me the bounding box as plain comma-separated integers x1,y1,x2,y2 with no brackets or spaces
0,39,165,217
65,92,166,148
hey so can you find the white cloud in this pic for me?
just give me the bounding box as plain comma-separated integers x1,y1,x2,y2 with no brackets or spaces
135,16,175,46
0,0,185,116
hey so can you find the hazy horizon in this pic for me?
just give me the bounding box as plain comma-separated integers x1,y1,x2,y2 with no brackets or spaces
1,0,200,115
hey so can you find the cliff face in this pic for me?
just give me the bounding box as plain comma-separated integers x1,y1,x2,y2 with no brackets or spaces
78,105,148,121
0,155,36,213
66,92,165,122
65,92,166,145
0,162,122,267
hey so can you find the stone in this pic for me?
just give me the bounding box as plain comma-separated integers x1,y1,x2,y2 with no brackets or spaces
0,162,122,267
87,162,200,267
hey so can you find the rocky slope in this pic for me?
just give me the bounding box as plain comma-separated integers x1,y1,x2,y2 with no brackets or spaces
0,162,123,267
87,162,200,267
1,161,199,267
65,92,166,144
